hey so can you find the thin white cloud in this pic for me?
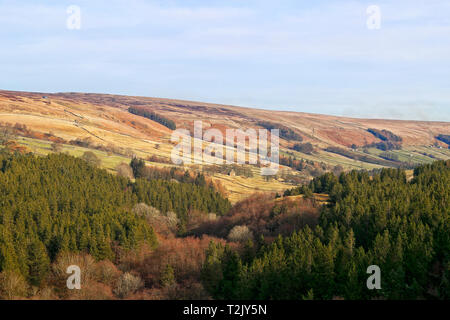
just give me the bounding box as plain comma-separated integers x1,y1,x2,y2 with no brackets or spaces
1,0,449,62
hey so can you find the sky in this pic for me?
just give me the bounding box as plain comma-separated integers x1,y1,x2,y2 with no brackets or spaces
0,0,449,121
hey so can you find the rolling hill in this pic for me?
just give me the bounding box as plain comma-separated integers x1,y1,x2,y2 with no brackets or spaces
1,89,449,202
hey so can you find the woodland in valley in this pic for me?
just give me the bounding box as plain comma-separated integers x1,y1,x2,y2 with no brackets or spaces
0,148,448,300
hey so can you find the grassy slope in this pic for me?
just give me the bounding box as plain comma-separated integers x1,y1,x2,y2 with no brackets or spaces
2,89,450,203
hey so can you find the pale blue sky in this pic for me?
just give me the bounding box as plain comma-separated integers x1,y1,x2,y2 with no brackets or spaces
1,0,449,121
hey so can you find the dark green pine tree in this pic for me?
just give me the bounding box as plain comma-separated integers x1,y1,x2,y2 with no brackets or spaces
161,264,176,288
217,247,242,299
27,239,50,287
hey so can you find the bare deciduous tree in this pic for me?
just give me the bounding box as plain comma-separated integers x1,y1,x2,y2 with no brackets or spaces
116,163,134,179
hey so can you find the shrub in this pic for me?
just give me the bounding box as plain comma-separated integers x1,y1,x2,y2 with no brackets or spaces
164,281,210,300
71,137,94,148
51,253,96,290
33,287,57,300
114,272,143,298
132,203,160,217
116,163,134,179
51,142,63,153
379,152,399,162
134,236,225,289
81,151,101,167
95,260,121,287
292,142,314,154
0,271,28,299
165,211,179,232
228,225,253,243
132,204,179,235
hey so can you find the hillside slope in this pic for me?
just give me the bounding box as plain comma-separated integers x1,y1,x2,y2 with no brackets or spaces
1,89,449,202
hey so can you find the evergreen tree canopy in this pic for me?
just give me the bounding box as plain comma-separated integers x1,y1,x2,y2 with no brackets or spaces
205,160,450,300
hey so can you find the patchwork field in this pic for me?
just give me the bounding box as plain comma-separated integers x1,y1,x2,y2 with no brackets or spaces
2,89,449,202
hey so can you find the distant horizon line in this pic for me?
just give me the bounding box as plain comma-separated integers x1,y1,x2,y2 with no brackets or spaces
1,88,449,124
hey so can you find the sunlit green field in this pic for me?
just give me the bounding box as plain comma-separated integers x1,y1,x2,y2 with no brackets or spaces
17,136,130,172
14,136,450,203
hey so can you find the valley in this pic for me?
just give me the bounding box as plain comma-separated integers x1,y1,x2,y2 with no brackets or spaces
1,89,449,203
